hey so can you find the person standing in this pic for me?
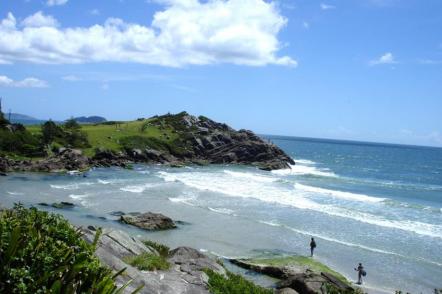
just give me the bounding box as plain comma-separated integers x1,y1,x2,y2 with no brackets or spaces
310,237,316,257
354,263,366,284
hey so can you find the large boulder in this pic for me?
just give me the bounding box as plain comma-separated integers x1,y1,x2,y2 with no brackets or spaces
120,212,177,231
81,227,224,294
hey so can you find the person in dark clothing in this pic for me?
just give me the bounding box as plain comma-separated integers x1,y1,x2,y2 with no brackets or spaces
310,237,316,257
354,263,365,284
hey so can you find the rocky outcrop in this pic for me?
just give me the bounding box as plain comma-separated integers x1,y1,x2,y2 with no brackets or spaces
82,227,225,294
0,112,295,173
120,212,177,231
141,112,295,171
0,148,90,173
230,258,353,294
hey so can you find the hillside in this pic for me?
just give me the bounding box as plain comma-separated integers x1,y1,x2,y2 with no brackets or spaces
3,112,294,172
74,116,107,124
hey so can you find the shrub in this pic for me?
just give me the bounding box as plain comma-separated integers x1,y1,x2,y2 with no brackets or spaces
123,252,170,271
142,240,170,257
0,128,43,157
0,204,139,293
204,269,273,294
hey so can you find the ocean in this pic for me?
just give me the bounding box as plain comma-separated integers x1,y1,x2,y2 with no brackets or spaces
1,136,441,293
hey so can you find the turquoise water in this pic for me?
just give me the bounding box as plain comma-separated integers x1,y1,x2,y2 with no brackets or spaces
1,136,441,293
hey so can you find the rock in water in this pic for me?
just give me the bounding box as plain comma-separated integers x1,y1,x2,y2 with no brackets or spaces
120,212,177,230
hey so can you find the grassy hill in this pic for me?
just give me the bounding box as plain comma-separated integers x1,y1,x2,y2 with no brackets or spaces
26,117,178,157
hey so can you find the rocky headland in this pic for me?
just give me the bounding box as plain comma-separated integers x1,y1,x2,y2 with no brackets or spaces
0,112,294,174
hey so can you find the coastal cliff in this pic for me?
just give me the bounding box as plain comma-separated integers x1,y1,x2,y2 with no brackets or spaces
0,112,294,173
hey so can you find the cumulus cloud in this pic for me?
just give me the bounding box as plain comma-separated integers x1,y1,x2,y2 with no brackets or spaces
0,0,296,67
0,75,48,88
47,0,68,6
320,3,335,10
21,11,59,27
370,52,396,65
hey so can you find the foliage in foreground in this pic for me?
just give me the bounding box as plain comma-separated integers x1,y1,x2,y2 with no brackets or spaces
0,204,138,294
142,240,170,258
123,252,170,271
204,269,273,294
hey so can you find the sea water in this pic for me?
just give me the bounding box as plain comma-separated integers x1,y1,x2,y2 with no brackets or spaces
1,136,441,293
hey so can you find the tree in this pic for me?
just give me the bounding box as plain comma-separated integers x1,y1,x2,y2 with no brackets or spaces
64,118,80,130
41,120,62,144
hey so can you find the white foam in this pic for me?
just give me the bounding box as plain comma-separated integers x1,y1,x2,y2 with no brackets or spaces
97,179,111,184
158,171,178,182
50,182,93,190
67,170,81,175
69,194,89,200
296,159,316,165
208,207,235,215
294,183,386,203
157,170,442,239
272,164,337,178
168,196,196,206
7,191,24,195
120,183,157,193
223,170,276,183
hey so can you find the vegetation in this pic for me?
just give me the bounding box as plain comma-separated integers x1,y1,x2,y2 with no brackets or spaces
3,112,198,159
0,124,44,157
204,269,273,294
0,204,141,293
246,256,349,285
123,252,170,271
142,240,170,257
41,119,90,149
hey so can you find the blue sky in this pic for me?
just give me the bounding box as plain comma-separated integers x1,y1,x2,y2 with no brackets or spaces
0,0,441,147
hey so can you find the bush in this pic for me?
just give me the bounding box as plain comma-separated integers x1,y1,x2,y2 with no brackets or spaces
0,204,138,293
204,269,273,294
142,240,170,257
123,252,170,271
0,128,43,157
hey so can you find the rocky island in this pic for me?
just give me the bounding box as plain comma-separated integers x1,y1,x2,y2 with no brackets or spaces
0,111,294,173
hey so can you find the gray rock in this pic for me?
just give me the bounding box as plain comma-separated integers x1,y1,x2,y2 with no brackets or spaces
120,212,177,231
81,228,225,294
276,288,300,294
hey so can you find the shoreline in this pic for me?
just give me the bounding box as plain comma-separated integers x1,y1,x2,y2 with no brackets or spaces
2,160,441,293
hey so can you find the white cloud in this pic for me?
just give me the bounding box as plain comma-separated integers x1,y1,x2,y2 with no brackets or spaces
47,0,68,6
0,0,296,67
21,11,59,28
302,21,309,29
62,75,81,81
88,9,100,16
0,75,48,88
320,3,335,10
370,52,396,65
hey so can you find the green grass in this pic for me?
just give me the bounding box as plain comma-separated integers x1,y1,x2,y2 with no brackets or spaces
27,119,178,157
204,269,273,294
123,252,170,271
142,240,170,258
246,256,349,285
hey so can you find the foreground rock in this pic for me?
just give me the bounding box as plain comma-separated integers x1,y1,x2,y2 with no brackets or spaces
82,227,225,294
230,257,354,294
120,212,177,231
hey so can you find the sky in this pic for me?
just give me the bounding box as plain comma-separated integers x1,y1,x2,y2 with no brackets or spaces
0,0,441,147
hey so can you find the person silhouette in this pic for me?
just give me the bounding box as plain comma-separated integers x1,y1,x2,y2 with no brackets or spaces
310,237,316,257
354,263,366,284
